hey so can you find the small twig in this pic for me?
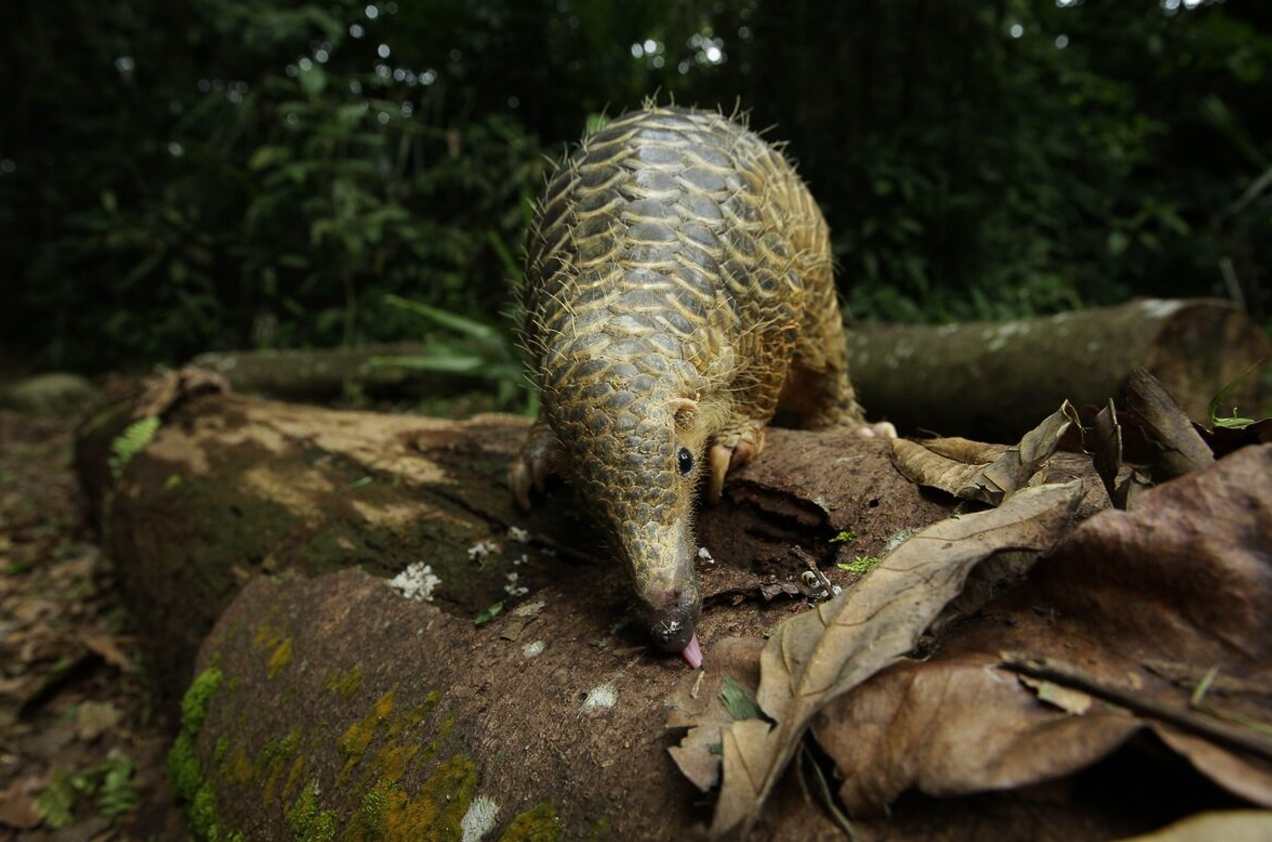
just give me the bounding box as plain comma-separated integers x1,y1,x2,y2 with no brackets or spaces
1191,666,1272,740
792,546,836,593
1001,652,1272,763
800,743,862,842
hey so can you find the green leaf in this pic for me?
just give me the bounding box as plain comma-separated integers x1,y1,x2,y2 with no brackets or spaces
109,417,161,481
382,295,503,345
474,601,504,626
248,145,289,171
1107,230,1130,256
719,674,763,721
584,113,610,136
299,65,327,97
35,773,76,829
829,530,857,544
1207,359,1264,429
487,230,524,284
96,753,140,818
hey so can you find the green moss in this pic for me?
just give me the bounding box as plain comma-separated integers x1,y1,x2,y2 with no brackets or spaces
227,747,254,788
267,636,294,679
181,667,223,733
362,755,477,842
497,803,562,842
289,779,338,842
323,666,365,701
384,691,441,743
169,732,202,803
191,784,219,839
260,729,303,807
836,555,881,575
341,686,397,758
167,665,244,842
214,736,229,765
345,777,398,840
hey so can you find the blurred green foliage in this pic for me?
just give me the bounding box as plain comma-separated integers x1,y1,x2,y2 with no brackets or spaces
1,0,1269,369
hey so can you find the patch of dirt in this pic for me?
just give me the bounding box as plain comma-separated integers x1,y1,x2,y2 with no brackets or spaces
0,406,180,842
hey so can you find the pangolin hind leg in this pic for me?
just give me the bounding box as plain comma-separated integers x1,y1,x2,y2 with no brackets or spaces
509,414,562,510
782,268,897,438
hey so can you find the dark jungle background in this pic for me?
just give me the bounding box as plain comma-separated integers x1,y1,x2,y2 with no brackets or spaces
2,0,1269,373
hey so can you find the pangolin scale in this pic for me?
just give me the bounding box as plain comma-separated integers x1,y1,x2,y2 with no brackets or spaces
511,104,889,667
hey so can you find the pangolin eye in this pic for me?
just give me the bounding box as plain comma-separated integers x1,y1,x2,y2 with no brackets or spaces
677,447,694,476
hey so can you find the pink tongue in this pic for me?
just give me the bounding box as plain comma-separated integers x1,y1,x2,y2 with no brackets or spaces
680,634,703,669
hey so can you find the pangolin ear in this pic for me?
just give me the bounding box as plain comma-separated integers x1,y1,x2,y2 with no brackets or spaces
670,398,699,431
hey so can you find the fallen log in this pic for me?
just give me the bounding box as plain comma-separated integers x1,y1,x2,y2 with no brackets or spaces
846,297,1271,441
188,343,462,403
75,386,1114,841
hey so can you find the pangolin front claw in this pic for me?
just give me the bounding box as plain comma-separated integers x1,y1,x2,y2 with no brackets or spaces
706,430,765,505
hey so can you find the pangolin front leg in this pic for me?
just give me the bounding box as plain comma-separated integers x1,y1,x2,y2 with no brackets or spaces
509,415,562,510
707,419,767,505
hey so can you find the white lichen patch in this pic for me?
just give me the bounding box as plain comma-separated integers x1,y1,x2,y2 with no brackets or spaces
388,562,442,602
507,525,531,543
1139,298,1183,319
881,526,921,556
460,795,500,842
503,571,529,597
467,539,501,563
581,682,618,713
523,640,546,658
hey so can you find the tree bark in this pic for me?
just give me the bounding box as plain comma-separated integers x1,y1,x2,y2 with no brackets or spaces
75,387,1112,842
845,297,1271,441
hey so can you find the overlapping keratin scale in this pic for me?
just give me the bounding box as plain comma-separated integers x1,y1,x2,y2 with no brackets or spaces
523,105,831,416
524,104,842,544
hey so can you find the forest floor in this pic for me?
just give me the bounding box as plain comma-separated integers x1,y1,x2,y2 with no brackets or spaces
0,401,183,842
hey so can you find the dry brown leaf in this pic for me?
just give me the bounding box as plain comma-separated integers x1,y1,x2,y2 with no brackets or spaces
667,638,763,792
1091,400,1152,511
1108,810,1272,842
1124,369,1213,481
1019,675,1093,715
891,402,1079,505
816,444,1272,815
0,776,43,830
80,632,133,672
710,480,1084,838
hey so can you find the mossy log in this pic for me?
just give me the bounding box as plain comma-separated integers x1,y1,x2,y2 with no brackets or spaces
188,343,449,402
846,297,1271,441
187,300,1270,447
75,389,1108,841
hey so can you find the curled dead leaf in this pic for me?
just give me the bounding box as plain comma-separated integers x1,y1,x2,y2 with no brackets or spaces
815,445,1272,816
1124,369,1213,481
891,402,1079,505
710,480,1084,838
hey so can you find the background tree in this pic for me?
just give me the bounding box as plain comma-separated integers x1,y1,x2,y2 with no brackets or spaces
1,0,1268,369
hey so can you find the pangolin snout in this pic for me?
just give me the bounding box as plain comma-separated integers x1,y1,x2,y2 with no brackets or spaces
646,588,701,654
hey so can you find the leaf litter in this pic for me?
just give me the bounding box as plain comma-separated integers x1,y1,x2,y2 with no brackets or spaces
709,479,1085,837
680,376,1272,840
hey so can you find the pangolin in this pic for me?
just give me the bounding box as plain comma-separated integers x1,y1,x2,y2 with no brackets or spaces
511,104,893,668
